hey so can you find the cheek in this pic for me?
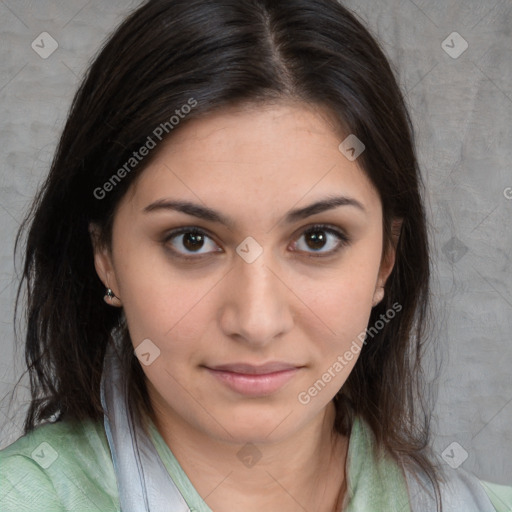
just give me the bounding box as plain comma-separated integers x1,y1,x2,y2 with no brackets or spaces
301,281,372,365
298,241,382,356
117,264,210,401
120,268,211,352
113,230,208,330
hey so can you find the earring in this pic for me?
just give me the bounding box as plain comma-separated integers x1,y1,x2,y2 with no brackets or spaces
104,287,122,307
372,287,385,307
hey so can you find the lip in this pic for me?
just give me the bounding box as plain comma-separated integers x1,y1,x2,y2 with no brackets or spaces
209,362,300,374
204,362,303,396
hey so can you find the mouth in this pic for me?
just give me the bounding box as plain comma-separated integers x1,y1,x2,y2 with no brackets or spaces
203,362,304,396
208,361,302,374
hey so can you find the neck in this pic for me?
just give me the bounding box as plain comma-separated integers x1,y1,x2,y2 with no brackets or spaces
149,400,349,512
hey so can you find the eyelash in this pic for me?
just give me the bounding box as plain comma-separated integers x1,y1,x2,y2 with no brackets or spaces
162,224,351,261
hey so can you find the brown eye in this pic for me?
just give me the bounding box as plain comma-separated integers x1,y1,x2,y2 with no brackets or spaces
164,227,221,258
304,229,328,250
292,225,349,257
182,231,205,251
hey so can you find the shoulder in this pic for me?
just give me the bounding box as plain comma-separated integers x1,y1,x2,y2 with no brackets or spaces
479,480,512,512
404,458,512,512
350,417,511,512
439,467,510,512
0,417,119,512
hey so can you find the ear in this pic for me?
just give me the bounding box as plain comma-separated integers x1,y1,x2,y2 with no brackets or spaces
89,222,122,307
372,218,402,307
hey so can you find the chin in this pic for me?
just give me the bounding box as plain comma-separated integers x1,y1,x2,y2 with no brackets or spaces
208,401,306,444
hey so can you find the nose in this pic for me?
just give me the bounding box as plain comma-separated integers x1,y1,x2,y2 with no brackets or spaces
218,251,294,347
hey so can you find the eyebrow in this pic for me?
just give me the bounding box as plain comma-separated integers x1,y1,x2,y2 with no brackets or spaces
143,195,366,228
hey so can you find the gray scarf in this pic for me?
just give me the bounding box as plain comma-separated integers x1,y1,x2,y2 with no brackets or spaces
100,340,191,511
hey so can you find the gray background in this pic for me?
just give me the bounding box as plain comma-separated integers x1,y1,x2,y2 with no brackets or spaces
0,0,511,486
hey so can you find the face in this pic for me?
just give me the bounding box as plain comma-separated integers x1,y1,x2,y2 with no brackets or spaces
91,102,397,445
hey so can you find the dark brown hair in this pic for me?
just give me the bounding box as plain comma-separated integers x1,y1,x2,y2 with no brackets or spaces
11,0,440,507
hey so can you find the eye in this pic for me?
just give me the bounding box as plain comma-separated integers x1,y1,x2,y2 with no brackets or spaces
163,227,221,259
163,224,350,261
291,224,350,257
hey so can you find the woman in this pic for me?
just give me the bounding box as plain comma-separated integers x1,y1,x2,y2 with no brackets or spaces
1,0,510,510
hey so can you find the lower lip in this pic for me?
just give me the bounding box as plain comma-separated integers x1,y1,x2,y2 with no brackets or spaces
205,368,300,396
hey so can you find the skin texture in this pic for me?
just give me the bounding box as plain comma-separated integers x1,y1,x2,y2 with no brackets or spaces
91,102,398,511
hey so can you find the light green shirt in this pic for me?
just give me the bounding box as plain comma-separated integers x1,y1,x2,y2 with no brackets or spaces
1,415,510,511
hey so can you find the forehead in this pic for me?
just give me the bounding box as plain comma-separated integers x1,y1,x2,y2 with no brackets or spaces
121,102,381,225
160,101,345,164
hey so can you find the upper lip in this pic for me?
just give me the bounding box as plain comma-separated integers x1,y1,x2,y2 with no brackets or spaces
207,362,302,375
